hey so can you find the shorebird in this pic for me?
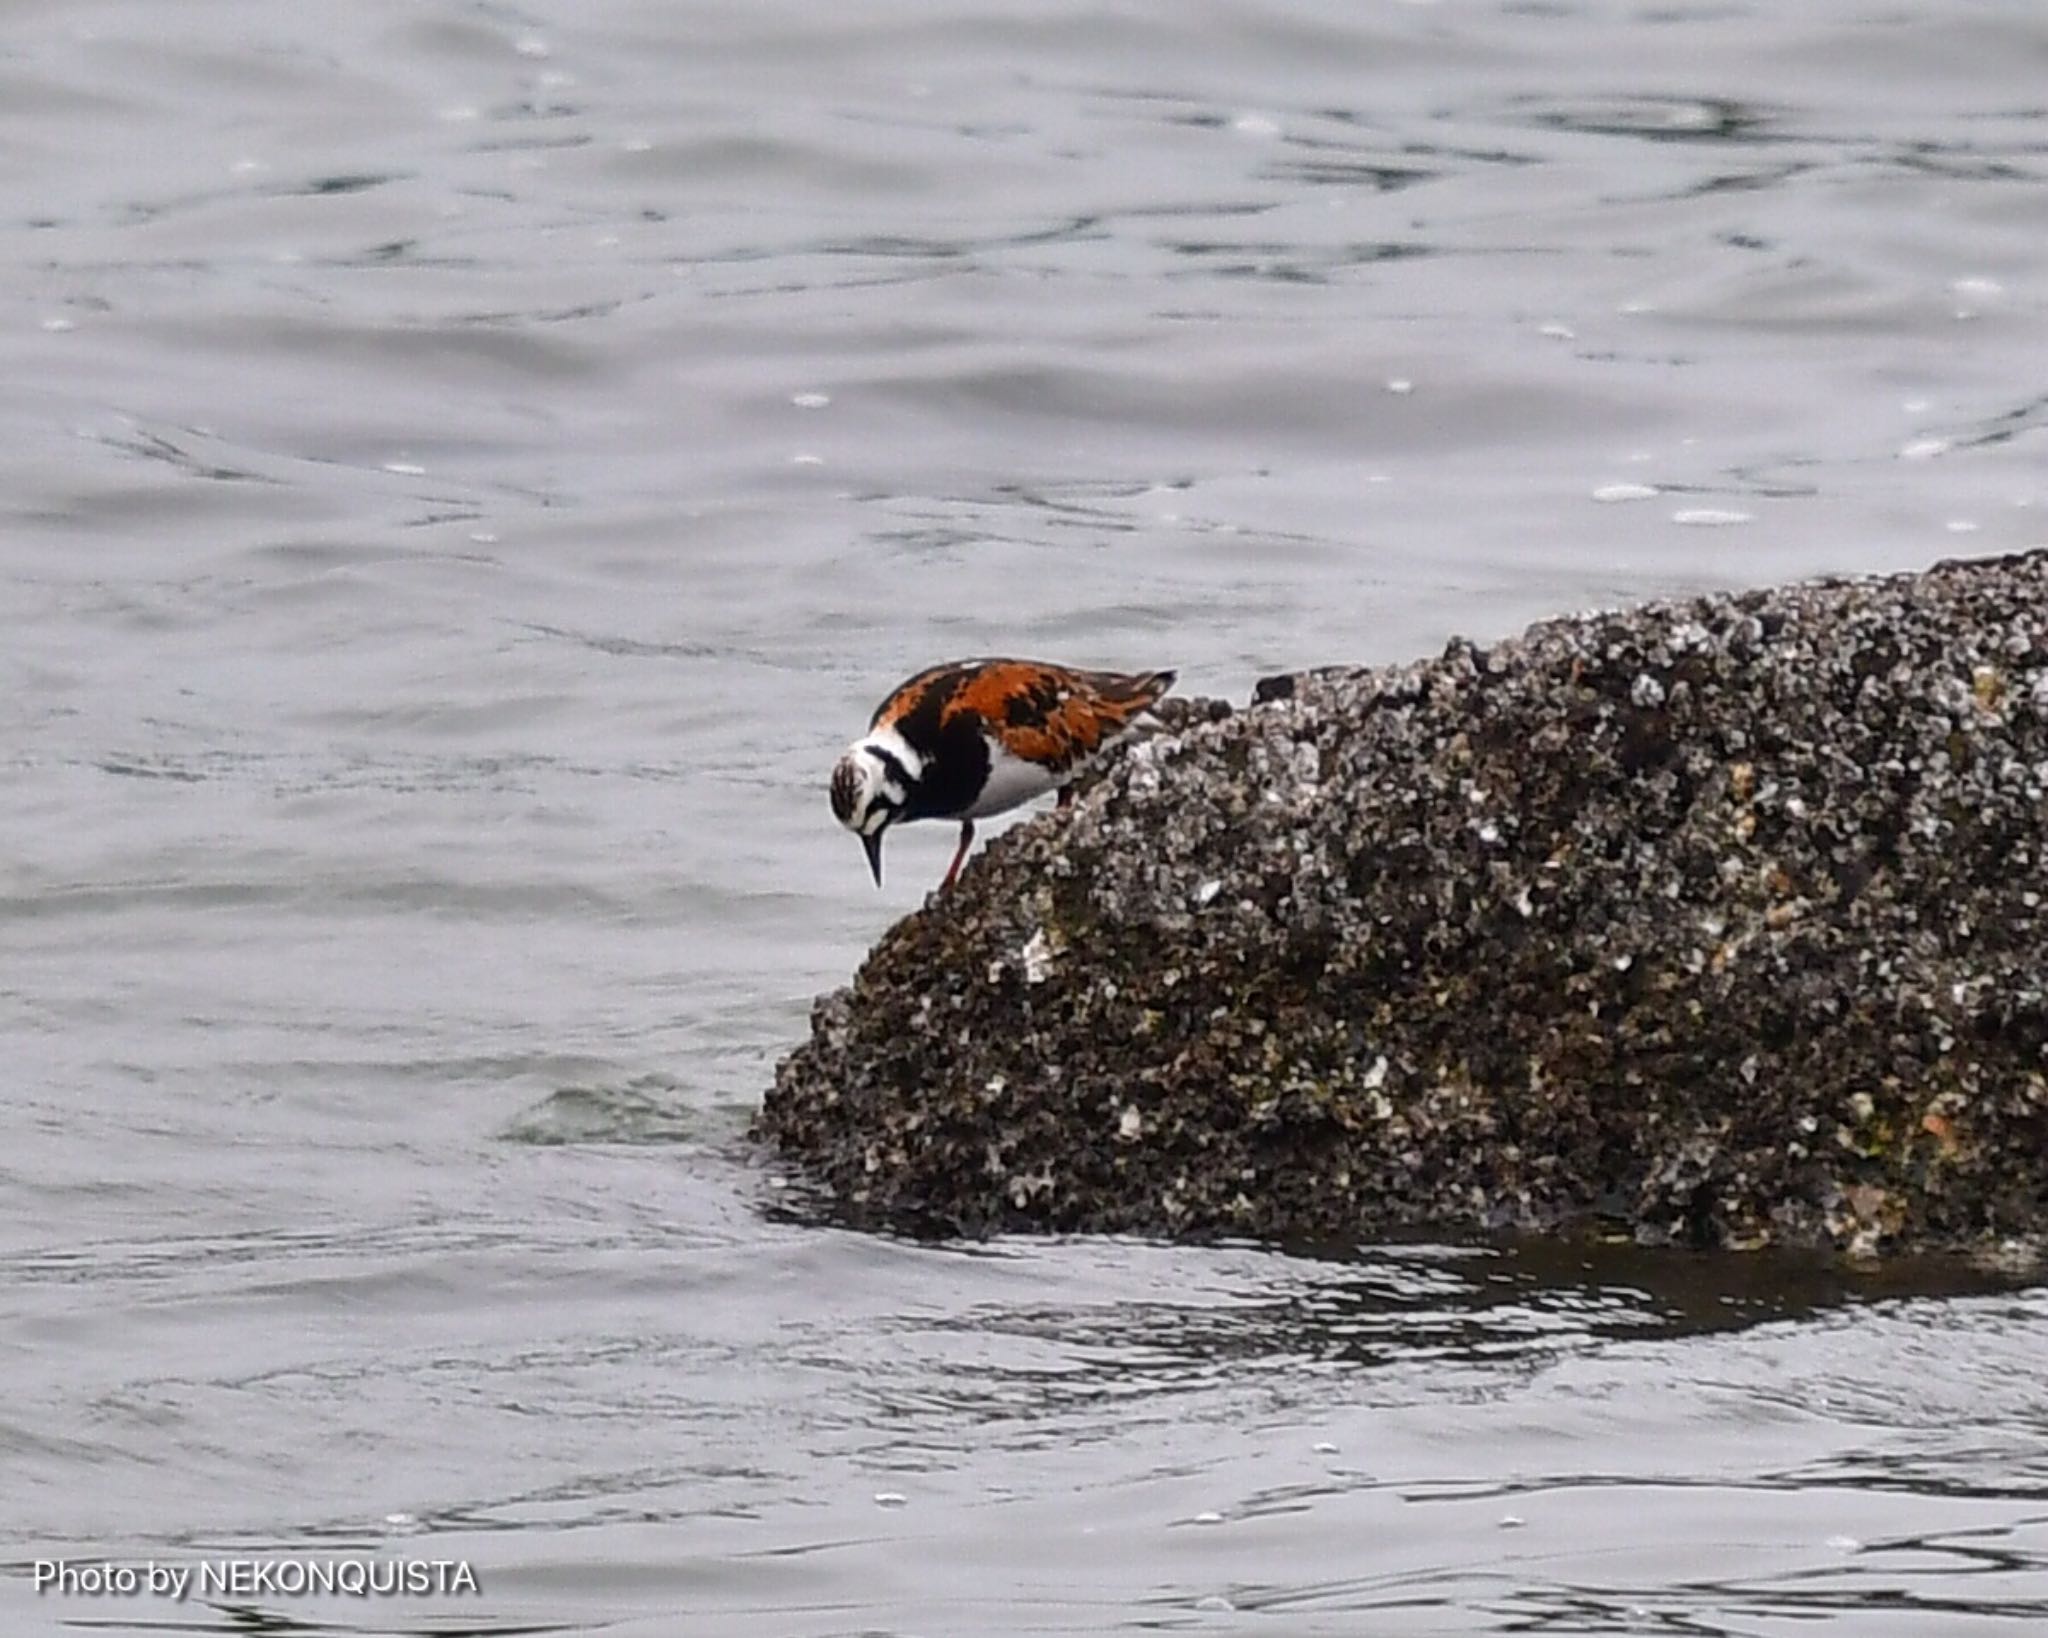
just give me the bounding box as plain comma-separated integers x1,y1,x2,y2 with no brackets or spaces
828,658,1177,889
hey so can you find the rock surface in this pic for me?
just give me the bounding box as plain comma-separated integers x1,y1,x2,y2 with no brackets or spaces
758,553,2048,1255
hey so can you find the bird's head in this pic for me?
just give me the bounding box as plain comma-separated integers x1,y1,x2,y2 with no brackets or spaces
829,735,916,886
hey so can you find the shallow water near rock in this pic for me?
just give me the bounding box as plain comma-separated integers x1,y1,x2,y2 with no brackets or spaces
4,0,2047,1633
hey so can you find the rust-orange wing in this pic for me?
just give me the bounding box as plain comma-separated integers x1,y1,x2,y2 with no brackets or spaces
943,660,1174,773
869,661,967,733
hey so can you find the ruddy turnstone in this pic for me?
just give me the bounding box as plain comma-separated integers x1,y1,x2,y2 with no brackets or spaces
829,658,1177,890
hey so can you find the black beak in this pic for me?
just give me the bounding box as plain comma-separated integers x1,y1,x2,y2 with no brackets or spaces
862,830,884,887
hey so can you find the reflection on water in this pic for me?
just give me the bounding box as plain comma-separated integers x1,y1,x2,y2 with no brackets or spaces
3,0,2048,1632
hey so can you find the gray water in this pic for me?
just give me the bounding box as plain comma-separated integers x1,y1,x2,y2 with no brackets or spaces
4,1,2048,1632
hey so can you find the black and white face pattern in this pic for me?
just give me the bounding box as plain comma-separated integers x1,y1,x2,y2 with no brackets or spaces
830,729,924,886
828,729,920,838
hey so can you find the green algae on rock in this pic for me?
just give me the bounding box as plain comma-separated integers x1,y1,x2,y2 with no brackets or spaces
758,553,2048,1255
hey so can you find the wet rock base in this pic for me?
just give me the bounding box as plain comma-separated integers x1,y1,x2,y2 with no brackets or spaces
758,554,2048,1256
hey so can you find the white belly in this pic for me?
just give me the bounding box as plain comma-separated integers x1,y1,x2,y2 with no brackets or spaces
966,737,1063,818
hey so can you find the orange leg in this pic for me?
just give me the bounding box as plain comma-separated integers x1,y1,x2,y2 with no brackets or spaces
941,819,975,890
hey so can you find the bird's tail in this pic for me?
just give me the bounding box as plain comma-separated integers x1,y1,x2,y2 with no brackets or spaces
1107,668,1176,709
1088,667,1176,736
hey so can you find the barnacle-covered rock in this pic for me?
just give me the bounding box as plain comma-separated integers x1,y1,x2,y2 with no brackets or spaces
757,552,2048,1256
